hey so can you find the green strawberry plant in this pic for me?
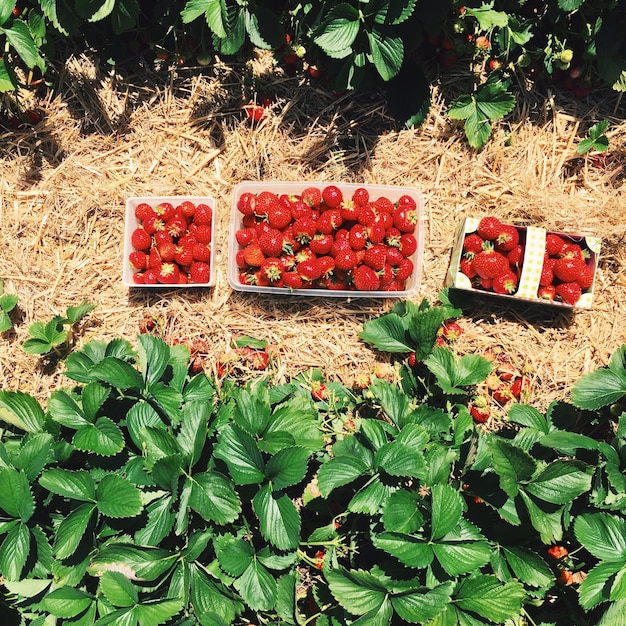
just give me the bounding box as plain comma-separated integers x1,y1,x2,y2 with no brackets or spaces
0,295,626,624
577,120,610,155
0,279,18,332
22,299,95,357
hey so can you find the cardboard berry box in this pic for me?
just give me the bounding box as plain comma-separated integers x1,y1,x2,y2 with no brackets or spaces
123,196,217,288
446,217,601,309
228,181,425,298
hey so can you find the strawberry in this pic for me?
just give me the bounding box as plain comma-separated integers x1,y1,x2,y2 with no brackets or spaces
348,224,368,251
553,256,585,282
266,204,292,230
507,244,525,268
311,381,328,401
322,185,343,208
352,187,369,206
385,246,404,267
352,265,380,291
135,202,155,221
157,241,177,262
154,202,175,221
399,234,417,257
131,228,152,251
237,192,256,216
495,224,519,252
317,256,335,277
292,217,317,244
492,271,518,295
258,228,284,257
154,230,173,246
192,243,212,262
193,204,213,225
439,321,463,341
297,258,323,282
545,233,566,256
374,196,394,214
260,258,283,283
317,209,343,234
393,206,418,233
283,271,304,289
463,233,485,256
309,234,334,255
363,245,387,270
129,251,148,271
148,247,162,269
577,264,595,290
243,243,265,267
460,256,477,278
365,222,386,244
476,216,502,240
291,199,314,220
470,402,490,423
555,282,582,305
340,200,359,222
246,105,265,121
175,245,194,267
493,384,514,404
395,258,414,281
472,244,510,279
143,215,165,235
143,269,159,284
178,200,196,220
334,249,358,271
166,216,187,239
537,284,557,301
194,224,212,244
560,242,586,261
397,194,417,210
356,204,376,226
547,545,569,560
236,227,256,247
157,262,180,284
190,261,211,283
301,186,322,208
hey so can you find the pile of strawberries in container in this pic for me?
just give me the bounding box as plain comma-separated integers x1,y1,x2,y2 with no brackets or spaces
233,185,419,292
459,216,594,305
128,199,214,285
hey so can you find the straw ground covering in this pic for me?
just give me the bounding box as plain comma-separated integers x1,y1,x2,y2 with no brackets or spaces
1,50,625,413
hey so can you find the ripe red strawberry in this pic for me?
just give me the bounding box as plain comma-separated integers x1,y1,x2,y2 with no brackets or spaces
555,282,582,305
356,204,376,226
129,251,148,271
539,258,555,287
545,233,566,256
260,258,283,283
133,272,145,284
547,545,569,560
374,196,394,214
283,272,304,289
495,224,519,252
317,256,335,277
190,261,211,283
397,194,417,210
363,245,387,270
236,227,256,247
246,105,265,122
385,246,404,267
365,222,386,244
157,241,177,262
154,230,173,246
266,204,292,230
463,233,484,256
192,243,211,262
193,204,213,225
322,185,343,208
243,243,265,267
399,234,417,257
507,244,525,268
560,242,586,261
395,258,414,281
258,228,284,257
178,200,196,220
154,202,175,221
135,202,155,221
553,256,585,282
157,262,180,284
493,384,513,404
297,258,323,282
301,186,322,208
334,249,358,271
340,200,359,222
352,187,369,206
291,199,313,220
537,284,557,300
148,247,162,269
470,403,490,423
472,245,509,279
143,269,159,284
194,224,212,244
393,206,418,233
310,233,334,255
348,224,368,251
460,256,477,278
143,215,165,235
311,381,328,401
292,217,317,244
476,216,502,240
352,265,380,291
131,228,152,251
577,264,595,290
492,271,518,295
237,192,256,216
317,209,343,234
166,216,187,239
175,245,194,267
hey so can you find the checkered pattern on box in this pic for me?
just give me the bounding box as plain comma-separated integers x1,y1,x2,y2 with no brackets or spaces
517,227,546,299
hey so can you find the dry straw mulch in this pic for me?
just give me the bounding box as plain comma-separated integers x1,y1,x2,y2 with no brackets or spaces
1,50,625,411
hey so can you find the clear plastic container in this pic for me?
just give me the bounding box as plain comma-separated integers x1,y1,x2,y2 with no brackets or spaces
123,196,217,288
228,182,424,298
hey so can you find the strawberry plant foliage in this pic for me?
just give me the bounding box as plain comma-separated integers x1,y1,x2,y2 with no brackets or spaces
1,299,626,624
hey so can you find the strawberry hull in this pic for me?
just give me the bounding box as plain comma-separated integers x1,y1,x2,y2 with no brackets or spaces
446,218,601,309
229,182,424,298
123,196,217,288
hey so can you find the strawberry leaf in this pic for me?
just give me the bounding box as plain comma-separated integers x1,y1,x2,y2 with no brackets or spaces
42,586,94,618
254,484,300,550
234,559,277,612
313,4,360,59
54,503,96,559
488,439,537,498
525,460,593,505
390,581,453,624
134,495,175,547
574,513,626,562
317,455,369,497
325,568,388,616
73,417,124,456
382,490,424,533
99,570,138,608
188,471,241,525
0,468,34,521
214,422,265,485
454,575,525,623
265,446,310,491
372,531,433,568
39,468,96,502
425,348,492,395
0,389,47,432
0,522,30,581
96,474,142,519
367,26,403,81
578,561,624,610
